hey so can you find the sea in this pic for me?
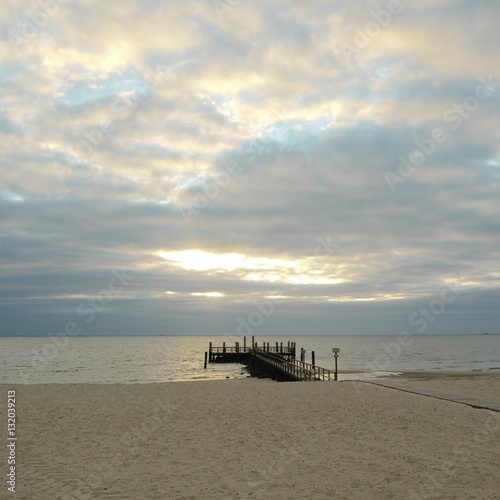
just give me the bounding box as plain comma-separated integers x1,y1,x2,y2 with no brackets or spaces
0,334,499,384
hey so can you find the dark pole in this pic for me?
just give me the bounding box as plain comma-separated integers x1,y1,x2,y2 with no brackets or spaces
334,354,338,381
312,351,315,367
204,351,208,369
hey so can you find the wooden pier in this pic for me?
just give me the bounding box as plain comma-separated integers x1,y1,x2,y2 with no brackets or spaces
206,338,337,382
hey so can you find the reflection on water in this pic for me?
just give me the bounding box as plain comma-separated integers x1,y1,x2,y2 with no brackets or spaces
0,334,499,384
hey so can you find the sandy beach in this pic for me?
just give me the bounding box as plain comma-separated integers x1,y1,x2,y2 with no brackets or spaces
383,371,500,406
2,374,499,500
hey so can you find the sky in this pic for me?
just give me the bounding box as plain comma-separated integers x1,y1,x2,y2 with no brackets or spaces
1,0,499,337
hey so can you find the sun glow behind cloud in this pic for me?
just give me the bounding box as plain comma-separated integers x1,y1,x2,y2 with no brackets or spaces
191,292,224,297
157,250,343,285
157,250,302,272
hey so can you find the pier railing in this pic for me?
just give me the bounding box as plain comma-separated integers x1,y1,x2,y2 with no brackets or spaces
253,348,334,381
210,346,295,355
210,346,251,354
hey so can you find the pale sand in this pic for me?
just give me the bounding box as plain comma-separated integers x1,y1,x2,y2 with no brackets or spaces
387,371,500,406
2,375,500,500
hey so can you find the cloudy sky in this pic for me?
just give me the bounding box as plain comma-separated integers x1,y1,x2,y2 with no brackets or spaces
1,0,499,337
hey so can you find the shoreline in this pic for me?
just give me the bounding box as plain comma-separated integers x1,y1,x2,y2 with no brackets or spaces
388,369,500,378
2,368,500,385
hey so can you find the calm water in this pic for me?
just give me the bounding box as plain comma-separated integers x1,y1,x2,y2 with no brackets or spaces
0,334,499,384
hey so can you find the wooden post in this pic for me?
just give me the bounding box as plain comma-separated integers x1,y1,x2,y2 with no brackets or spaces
280,342,283,353
312,351,315,367
223,341,226,354
236,342,239,353
243,336,246,350
276,341,279,352
204,351,208,369
252,336,255,350
334,355,338,381
209,342,212,362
